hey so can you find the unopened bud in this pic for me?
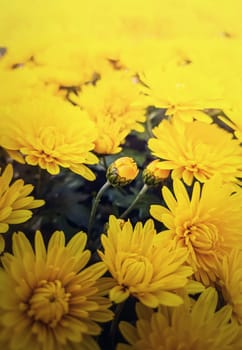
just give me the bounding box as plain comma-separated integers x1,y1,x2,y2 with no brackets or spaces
107,157,139,187
143,159,170,186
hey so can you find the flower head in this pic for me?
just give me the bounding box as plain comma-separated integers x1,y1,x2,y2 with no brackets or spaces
142,159,170,186
0,164,44,253
0,95,98,180
148,118,242,185
140,65,223,122
0,230,113,350
98,215,193,308
118,288,240,350
150,177,242,285
72,71,146,133
107,157,139,187
218,249,242,325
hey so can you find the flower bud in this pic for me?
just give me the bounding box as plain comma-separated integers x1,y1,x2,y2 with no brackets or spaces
143,159,170,186
107,157,139,187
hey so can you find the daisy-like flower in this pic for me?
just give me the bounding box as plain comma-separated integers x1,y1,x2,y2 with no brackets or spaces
150,176,242,286
0,95,98,180
0,164,44,253
218,249,242,325
148,118,242,185
140,65,223,123
0,230,113,350
117,287,240,350
98,215,194,308
72,71,146,133
70,71,147,154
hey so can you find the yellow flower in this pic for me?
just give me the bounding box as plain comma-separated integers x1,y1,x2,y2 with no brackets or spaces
0,164,44,253
0,95,98,180
118,287,240,350
148,118,242,185
140,64,223,122
150,177,242,285
107,157,139,187
218,249,242,325
71,71,146,133
142,159,170,186
0,230,113,350
91,118,129,155
98,215,193,307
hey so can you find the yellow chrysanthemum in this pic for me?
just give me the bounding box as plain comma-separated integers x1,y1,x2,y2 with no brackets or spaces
218,249,242,325
98,215,193,308
0,95,98,180
150,177,242,286
0,230,113,350
140,65,223,123
0,164,44,253
118,287,240,350
71,71,146,133
148,118,242,185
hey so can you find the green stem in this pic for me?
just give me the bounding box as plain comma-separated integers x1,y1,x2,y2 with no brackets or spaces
146,111,157,138
109,301,125,348
88,181,111,235
120,184,148,219
101,156,108,171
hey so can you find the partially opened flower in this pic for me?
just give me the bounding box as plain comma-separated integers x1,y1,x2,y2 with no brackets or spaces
0,95,98,180
117,288,240,350
218,249,242,325
148,118,242,185
0,164,44,253
0,230,113,350
91,117,129,155
98,215,193,308
150,177,242,285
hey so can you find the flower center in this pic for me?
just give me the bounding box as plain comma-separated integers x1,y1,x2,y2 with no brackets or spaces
28,280,70,327
177,220,219,265
119,253,153,286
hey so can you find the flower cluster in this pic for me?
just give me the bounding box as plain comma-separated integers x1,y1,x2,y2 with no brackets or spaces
0,0,242,349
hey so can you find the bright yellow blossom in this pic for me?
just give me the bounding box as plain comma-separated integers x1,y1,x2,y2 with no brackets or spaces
140,65,223,122
73,72,146,133
70,71,147,154
0,230,113,350
118,288,240,350
148,118,242,185
150,177,242,285
98,215,193,308
0,164,44,253
0,95,98,180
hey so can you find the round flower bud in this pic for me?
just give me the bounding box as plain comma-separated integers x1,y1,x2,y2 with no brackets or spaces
107,157,139,187
143,159,170,186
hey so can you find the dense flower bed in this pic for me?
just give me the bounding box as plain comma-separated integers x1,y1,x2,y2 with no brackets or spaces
0,1,242,349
